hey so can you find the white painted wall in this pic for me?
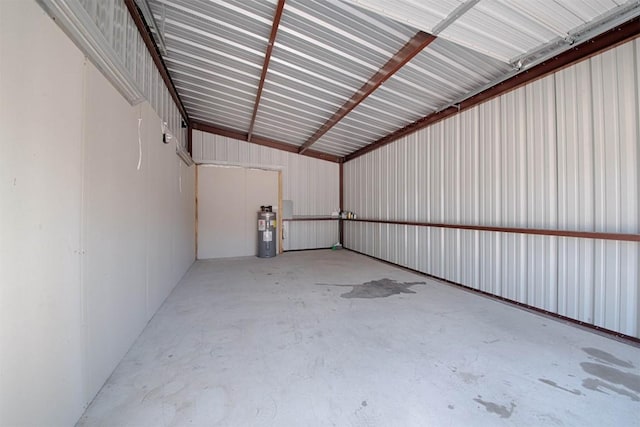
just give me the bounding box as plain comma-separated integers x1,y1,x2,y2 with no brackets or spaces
193,131,339,250
0,2,86,424
0,2,195,426
344,39,640,338
197,165,278,258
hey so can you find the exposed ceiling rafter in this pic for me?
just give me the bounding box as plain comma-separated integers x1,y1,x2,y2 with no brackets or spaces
134,0,167,54
248,0,286,142
192,121,343,163
345,16,640,162
431,0,480,35
297,31,436,154
123,0,189,123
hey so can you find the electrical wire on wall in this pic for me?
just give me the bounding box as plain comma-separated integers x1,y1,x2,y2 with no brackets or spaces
178,159,182,193
137,118,143,170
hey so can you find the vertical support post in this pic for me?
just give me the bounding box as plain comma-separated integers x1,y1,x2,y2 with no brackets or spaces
339,161,344,246
278,170,283,254
194,165,199,259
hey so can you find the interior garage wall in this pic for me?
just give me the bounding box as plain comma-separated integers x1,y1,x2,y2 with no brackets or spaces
197,166,279,258
344,38,640,338
193,131,339,250
82,62,196,400
0,2,195,426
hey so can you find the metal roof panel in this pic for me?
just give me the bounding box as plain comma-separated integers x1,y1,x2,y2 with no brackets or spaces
145,0,635,157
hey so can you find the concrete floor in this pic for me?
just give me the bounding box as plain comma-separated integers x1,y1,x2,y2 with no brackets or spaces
77,250,640,426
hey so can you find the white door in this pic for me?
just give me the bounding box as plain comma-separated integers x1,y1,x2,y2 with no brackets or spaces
197,165,278,259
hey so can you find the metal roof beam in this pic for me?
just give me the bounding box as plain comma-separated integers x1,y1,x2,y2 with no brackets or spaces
248,0,285,142
345,16,640,162
431,0,479,35
192,121,343,163
123,0,189,123
298,30,435,154
134,0,167,54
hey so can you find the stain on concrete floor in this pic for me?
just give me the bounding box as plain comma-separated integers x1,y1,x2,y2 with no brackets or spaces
540,347,640,403
317,278,425,299
582,378,640,401
580,362,640,394
578,346,640,401
538,378,582,395
473,396,516,418
582,347,635,369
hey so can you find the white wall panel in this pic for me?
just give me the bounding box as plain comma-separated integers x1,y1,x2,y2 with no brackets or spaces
193,130,339,250
84,62,196,419
0,3,196,425
344,39,640,338
197,166,279,258
1,2,86,424
83,64,195,398
83,63,147,396
41,0,188,151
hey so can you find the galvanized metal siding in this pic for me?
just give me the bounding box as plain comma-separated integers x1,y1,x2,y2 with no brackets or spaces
348,0,635,63
286,221,339,251
554,39,640,334
313,37,512,155
151,0,271,132
192,130,339,250
74,0,187,148
252,0,418,145
344,39,640,338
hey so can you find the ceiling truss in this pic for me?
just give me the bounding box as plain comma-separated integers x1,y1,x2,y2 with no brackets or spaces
297,31,435,154
124,0,640,163
247,0,286,142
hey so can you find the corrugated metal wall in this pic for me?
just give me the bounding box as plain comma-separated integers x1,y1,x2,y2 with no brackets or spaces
193,130,339,250
344,39,640,338
73,0,187,148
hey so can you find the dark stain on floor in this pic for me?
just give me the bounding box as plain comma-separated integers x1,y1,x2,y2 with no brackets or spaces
580,362,640,394
538,378,582,395
582,347,635,369
540,347,640,403
582,378,640,401
473,396,515,418
317,278,425,299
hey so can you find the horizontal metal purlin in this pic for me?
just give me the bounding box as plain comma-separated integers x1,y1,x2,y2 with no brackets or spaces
346,16,640,161
191,120,343,163
282,218,339,221
431,0,480,35
123,0,189,123
348,218,640,242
